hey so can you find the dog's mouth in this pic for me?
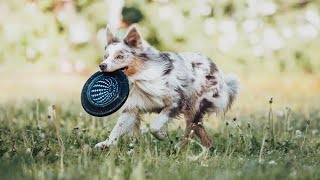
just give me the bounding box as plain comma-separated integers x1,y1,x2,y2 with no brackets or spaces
119,66,128,73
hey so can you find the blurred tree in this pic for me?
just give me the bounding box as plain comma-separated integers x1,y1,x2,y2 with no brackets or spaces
0,0,319,74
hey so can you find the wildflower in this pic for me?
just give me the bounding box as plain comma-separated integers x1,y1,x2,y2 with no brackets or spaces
132,138,137,143
268,160,277,165
295,130,302,138
201,162,208,167
127,149,134,155
129,143,134,149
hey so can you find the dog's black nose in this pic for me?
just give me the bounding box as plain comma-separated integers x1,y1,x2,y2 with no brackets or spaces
99,63,107,71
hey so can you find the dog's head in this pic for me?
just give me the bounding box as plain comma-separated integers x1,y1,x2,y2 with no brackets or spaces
99,25,146,76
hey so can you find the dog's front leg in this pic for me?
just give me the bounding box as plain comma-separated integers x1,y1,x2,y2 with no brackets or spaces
95,110,139,149
150,110,171,140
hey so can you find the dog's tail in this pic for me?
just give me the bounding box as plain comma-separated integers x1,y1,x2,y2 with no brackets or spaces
224,73,240,111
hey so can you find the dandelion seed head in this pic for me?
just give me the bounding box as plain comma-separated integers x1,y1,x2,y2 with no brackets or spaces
295,130,302,138
268,160,277,165
269,97,273,104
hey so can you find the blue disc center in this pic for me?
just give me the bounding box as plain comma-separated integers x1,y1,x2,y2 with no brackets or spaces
87,75,119,107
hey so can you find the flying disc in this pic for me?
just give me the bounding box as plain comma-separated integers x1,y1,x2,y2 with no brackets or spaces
81,70,130,117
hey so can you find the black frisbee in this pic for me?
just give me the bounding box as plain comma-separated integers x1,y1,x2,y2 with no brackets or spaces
81,70,130,117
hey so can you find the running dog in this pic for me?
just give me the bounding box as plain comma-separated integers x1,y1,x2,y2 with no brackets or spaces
95,25,240,149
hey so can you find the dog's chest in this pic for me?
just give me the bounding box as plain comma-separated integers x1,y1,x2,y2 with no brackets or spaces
123,80,166,111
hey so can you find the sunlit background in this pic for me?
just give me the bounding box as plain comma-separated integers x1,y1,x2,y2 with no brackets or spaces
1,2,320,179
1,0,320,112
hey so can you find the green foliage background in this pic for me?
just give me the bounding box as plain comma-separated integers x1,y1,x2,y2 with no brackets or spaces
1,0,320,74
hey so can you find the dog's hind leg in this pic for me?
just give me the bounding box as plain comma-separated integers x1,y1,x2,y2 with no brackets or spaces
180,99,213,148
180,115,213,149
179,117,194,149
193,123,213,148
193,100,214,148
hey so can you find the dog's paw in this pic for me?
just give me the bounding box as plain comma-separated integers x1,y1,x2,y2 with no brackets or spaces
150,129,166,140
94,141,110,150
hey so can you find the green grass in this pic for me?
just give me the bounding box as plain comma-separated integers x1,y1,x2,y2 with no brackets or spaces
0,100,320,180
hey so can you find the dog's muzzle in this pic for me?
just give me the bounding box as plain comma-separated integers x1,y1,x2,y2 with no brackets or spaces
99,63,107,71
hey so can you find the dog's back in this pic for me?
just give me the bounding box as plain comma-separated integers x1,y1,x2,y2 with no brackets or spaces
124,51,240,116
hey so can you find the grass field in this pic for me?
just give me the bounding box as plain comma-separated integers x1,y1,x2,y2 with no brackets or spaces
1,72,320,180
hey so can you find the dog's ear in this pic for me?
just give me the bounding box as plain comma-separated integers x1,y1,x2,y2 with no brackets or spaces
106,25,118,45
124,26,142,48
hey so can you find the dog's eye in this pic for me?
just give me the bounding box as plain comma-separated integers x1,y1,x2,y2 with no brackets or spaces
116,55,124,59
104,55,108,59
